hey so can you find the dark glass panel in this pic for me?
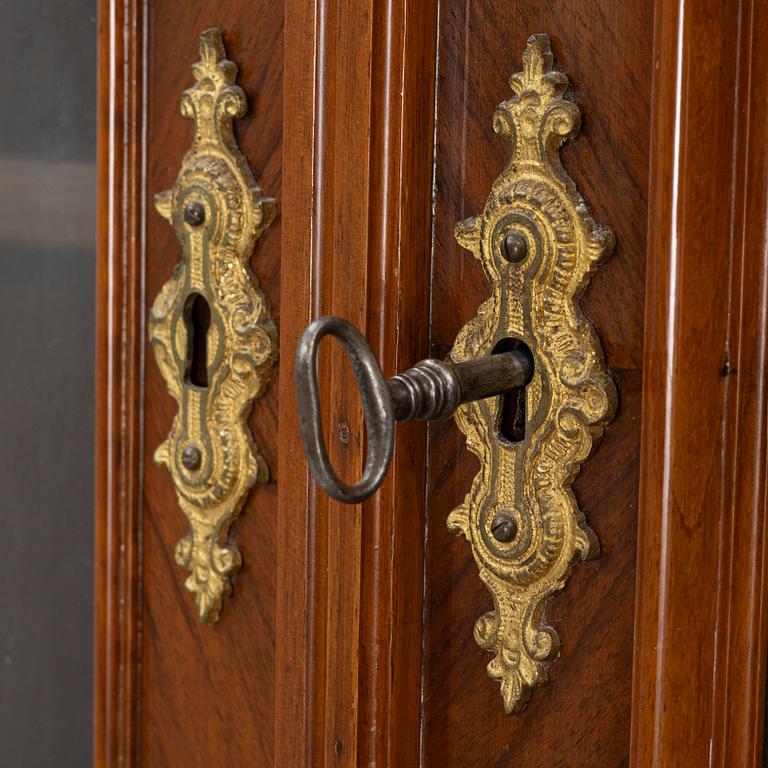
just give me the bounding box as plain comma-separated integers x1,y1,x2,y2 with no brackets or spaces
0,2,96,766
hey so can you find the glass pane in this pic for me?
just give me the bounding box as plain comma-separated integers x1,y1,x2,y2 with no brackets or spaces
0,2,96,765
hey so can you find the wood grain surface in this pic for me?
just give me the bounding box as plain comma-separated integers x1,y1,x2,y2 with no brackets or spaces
277,2,438,766
422,2,653,766
141,4,282,765
96,2,287,763
631,0,768,765
94,1,144,764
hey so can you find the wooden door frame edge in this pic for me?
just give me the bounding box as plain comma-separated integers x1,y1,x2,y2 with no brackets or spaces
94,1,146,766
276,1,439,766
631,0,768,764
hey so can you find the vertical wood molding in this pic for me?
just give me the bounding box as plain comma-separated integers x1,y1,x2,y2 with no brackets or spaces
631,0,768,764
94,1,146,765
277,1,438,765
715,5,768,763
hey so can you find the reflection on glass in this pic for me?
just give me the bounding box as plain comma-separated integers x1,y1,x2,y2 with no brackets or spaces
0,2,96,766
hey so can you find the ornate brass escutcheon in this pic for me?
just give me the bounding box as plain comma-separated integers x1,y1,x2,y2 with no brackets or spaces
448,34,616,712
149,29,277,624
292,32,615,714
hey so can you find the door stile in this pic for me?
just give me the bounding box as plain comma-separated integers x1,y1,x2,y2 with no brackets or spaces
358,4,439,765
94,1,146,766
631,0,768,764
714,4,768,763
277,1,438,766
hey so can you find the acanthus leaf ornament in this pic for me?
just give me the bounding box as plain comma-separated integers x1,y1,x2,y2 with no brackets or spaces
448,33,617,712
149,28,277,624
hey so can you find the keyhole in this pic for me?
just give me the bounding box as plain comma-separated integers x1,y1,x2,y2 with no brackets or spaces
493,337,534,444
185,292,211,388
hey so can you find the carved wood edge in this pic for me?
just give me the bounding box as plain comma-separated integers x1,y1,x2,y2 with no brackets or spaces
94,1,144,765
631,0,768,764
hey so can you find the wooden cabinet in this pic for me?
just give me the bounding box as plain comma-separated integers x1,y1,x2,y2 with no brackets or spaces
95,1,768,765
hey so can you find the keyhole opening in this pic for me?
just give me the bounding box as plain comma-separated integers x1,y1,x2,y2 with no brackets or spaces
493,337,534,444
185,292,211,388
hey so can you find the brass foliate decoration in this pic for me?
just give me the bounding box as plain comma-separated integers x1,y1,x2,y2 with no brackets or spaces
149,29,277,624
448,34,617,712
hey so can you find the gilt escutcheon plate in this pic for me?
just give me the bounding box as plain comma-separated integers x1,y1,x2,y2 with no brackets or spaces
149,29,277,624
448,33,617,712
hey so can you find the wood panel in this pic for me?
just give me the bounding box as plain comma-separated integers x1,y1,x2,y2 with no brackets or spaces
631,0,768,765
139,4,283,766
96,2,284,766
276,1,438,766
94,1,144,764
422,2,653,765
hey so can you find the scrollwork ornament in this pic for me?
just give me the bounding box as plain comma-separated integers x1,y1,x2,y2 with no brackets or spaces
448,33,617,712
149,29,277,624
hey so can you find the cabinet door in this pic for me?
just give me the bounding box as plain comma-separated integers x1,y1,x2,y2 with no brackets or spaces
96,3,282,766
421,2,647,761
97,1,768,767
